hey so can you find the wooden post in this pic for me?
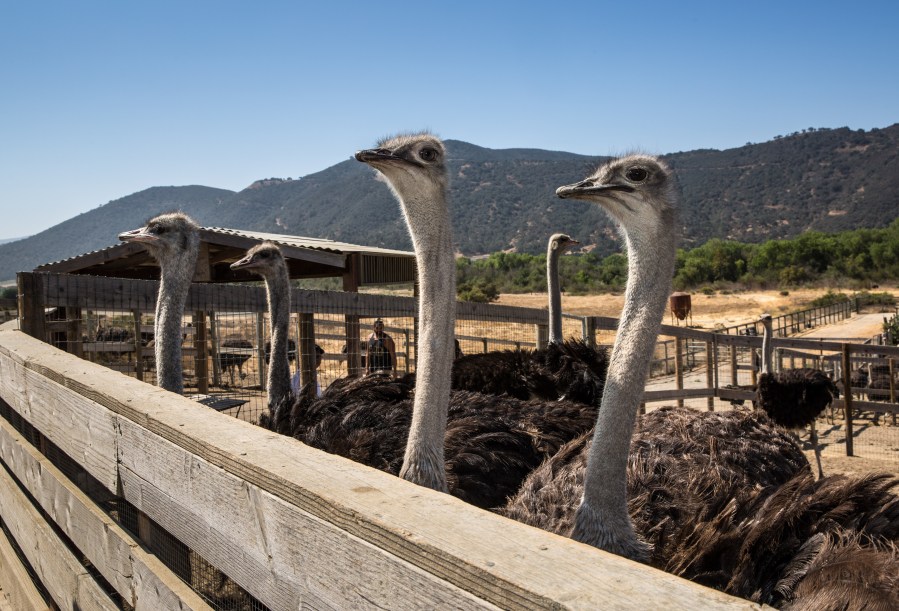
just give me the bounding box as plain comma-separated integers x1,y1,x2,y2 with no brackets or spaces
342,254,362,377
842,343,854,457
63,307,83,358
132,310,144,382
403,328,411,374
890,358,896,426
730,345,738,386
345,317,362,376
298,313,317,392
256,313,267,390
535,324,549,350
663,342,670,376
705,340,714,411
17,272,46,341
481,337,488,353
750,348,758,386
582,317,596,348
674,336,684,408
209,311,221,388
194,311,209,394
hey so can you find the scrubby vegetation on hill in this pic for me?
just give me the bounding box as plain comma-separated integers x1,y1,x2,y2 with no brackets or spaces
455,218,899,301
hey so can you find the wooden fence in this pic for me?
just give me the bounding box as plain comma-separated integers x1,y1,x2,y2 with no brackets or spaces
0,320,756,610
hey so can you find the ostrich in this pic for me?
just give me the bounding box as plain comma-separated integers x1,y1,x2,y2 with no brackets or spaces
230,242,294,430
449,232,606,406
355,133,456,491
547,233,579,344
757,313,837,479
549,153,680,560
264,133,597,509
497,161,898,607
118,212,200,394
503,156,814,561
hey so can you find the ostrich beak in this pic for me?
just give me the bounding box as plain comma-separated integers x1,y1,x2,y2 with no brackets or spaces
355,148,404,165
118,227,157,244
230,254,256,271
556,180,635,199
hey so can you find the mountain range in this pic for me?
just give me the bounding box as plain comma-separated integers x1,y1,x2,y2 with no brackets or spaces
2,124,897,282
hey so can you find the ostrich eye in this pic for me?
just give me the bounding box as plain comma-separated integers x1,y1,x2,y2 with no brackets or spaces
625,167,648,182
152,225,166,234
419,147,438,162
260,251,270,258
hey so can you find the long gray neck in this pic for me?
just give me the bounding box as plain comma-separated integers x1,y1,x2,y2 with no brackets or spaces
156,256,196,394
760,318,774,375
547,242,563,345
265,266,293,408
398,193,456,493
573,217,676,557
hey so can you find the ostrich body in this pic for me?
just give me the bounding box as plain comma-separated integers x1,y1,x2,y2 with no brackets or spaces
756,313,837,479
118,212,200,394
547,233,579,344
230,242,294,428
503,405,810,559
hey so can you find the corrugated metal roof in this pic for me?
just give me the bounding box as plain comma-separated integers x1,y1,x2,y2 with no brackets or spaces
205,227,413,257
34,225,417,285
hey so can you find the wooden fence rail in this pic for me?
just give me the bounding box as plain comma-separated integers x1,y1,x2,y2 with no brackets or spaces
0,320,756,609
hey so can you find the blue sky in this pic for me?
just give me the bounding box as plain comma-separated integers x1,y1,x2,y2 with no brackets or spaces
1,1,897,240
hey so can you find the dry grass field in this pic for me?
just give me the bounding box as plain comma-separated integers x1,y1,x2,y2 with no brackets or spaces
497,285,899,330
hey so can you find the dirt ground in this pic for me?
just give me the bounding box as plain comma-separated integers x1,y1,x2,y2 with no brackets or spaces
501,287,899,480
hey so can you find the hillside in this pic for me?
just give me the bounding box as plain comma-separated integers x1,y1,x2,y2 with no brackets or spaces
0,186,235,281
1,124,897,282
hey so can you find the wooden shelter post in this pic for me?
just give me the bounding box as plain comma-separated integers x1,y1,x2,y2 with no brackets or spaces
194,311,209,394
17,272,46,341
343,254,362,377
298,313,317,394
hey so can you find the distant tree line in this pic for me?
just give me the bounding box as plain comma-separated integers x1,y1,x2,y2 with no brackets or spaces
456,217,899,302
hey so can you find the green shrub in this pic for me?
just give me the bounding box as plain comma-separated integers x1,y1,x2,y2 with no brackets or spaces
855,291,897,307
457,279,499,303
810,290,850,307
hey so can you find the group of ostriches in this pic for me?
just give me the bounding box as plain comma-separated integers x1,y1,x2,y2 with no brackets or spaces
120,133,898,610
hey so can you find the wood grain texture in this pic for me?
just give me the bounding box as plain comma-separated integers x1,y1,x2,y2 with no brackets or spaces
0,460,117,610
0,326,763,610
0,525,47,611
0,418,211,611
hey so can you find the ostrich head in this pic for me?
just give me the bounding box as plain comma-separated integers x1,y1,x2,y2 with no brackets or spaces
550,233,580,253
556,155,676,240
355,132,449,248
118,212,201,266
230,241,288,279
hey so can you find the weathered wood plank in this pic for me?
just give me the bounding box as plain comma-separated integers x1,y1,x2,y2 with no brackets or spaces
0,458,117,611
0,417,212,611
0,346,118,492
0,524,47,611
117,417,499,610
0,327,761,609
